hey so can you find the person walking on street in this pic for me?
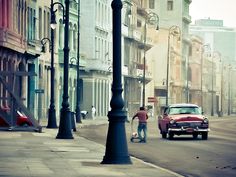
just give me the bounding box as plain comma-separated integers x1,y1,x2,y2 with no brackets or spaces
132,107,148,143
91,106,96,119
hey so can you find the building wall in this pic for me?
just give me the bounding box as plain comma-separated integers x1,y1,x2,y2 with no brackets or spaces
146,0,191,113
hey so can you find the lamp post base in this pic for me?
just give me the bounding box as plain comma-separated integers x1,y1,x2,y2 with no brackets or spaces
101,110,132,164
56,109,74,139
47,107,57,128
75,106,82,123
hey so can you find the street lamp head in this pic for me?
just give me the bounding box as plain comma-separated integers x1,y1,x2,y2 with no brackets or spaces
147,12,159,26
41,45,46,53
70,57,77,65
40,37,51,53
145,12,159,32
50,23,57,30
50,11,57,29
50,2,66,28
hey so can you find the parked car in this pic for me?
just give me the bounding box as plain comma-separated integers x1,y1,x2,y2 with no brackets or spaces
0,110,33,127
158,103,210,140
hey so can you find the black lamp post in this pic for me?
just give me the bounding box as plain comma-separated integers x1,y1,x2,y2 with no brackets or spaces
228,65,231,115
53,0,73,139
40,35,57,128
72,0,81,123
69,55,81,123
101,0,131,164
220,60,223,116
142,12,159,108
40,0,59,129
211,54,214,116
166,25,181,106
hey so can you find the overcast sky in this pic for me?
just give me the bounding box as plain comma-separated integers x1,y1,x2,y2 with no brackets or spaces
189,0,236,28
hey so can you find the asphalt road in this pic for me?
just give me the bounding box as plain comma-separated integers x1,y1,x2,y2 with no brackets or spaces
77,117,236,177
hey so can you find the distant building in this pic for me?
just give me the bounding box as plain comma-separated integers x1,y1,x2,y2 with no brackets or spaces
190,18,236,115
190,18,236,63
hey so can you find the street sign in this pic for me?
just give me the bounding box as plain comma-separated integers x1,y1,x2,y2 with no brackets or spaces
35,89,44,94
148,97,157,103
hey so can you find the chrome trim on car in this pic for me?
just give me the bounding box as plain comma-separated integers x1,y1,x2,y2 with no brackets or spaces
168,128,210,132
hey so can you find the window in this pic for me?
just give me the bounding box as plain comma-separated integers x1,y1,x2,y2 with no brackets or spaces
167,0,173,11
47,11,50,38
188,67,192,82
27,7,36,41
39,7,42,39
149,0,155,9
43,10,46,37
137,20,141,28
33,9,36,40
189,45,192,56
17,0,21,34
155,89,166,97
39,64,42,78
73,25,77,51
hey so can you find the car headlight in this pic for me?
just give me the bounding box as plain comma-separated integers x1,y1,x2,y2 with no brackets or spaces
170,119,176,124
203,118,208,124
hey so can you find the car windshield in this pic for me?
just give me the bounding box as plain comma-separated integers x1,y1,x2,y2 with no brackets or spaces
168,106,201,115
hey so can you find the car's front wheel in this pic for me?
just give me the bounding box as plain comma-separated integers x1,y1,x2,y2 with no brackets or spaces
202,132,208,140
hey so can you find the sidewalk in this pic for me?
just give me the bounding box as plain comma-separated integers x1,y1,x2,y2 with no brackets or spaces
0,118,183,177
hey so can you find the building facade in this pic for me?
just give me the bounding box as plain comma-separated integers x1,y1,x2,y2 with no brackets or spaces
122,0,157,117
0,0,41,126
145,0,192,114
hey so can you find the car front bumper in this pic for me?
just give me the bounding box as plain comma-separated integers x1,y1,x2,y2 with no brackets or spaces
168,127,210,133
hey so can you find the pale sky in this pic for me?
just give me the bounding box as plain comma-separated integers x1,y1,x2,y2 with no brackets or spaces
190,0,236,28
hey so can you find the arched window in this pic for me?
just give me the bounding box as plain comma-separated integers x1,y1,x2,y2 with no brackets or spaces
188,67,192,82
73,24,77,51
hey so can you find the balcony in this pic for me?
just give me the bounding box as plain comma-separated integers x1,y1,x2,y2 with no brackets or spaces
85,58,112,72
0,28,26,53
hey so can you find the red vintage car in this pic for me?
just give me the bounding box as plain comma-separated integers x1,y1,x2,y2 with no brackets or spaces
0,109,33,127
158,103,210,140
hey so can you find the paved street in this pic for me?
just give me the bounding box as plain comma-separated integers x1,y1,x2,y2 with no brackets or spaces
0,120,182,177
78,116,236,177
